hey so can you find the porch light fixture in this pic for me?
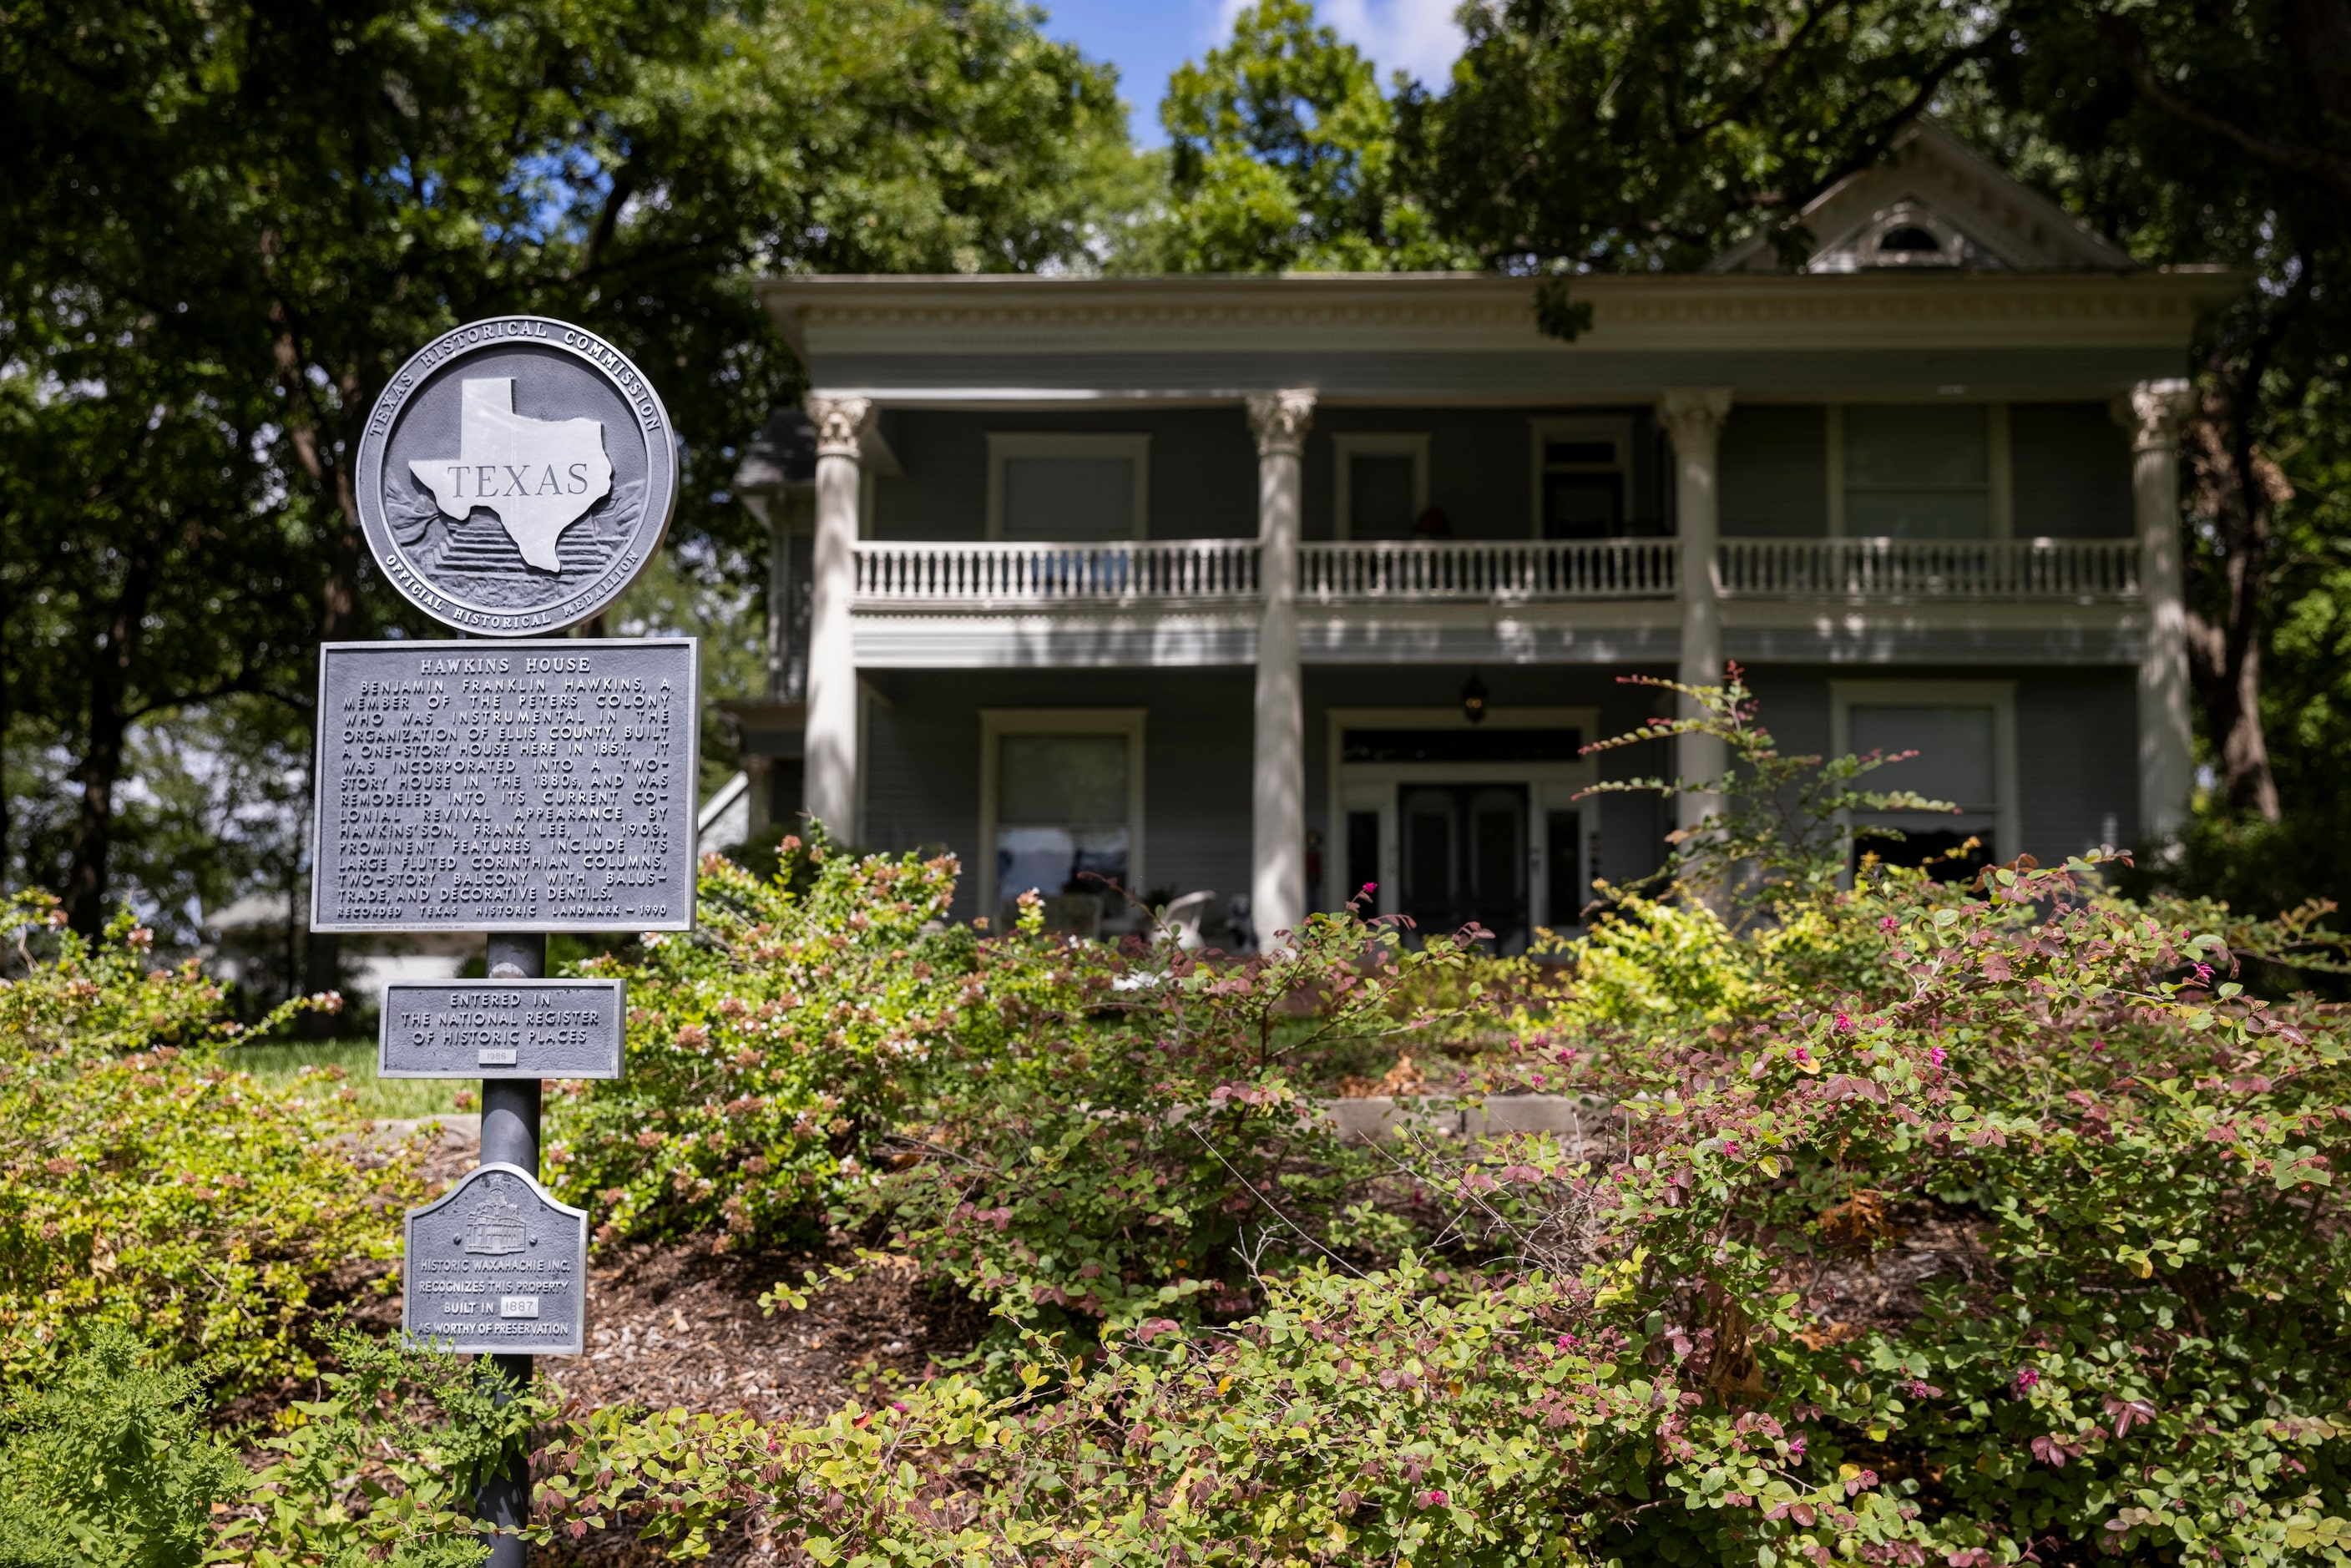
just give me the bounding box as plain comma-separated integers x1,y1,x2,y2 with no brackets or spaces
1461,672,1489,726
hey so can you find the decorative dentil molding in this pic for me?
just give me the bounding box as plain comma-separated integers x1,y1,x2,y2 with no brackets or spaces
2113,378,2196,454
804,392,876,459
1246,389,1317,458
1656,387,1735,455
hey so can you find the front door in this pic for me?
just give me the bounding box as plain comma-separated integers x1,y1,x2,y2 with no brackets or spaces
1398,784,1529,951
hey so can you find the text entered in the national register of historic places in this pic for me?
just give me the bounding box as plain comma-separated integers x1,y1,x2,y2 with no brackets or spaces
379,979,625,1080
311,638,700,933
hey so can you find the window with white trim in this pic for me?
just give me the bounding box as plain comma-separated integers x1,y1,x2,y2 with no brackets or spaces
979,710,1146,924
1832,681,2019,878
1529,417,1634,539
986,433,1150,541
1332,432,1429,539
1833,405,2008,539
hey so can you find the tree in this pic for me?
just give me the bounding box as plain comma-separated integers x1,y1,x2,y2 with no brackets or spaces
1137,0,1471,272
1,0,1134,965
1417,0,2351,855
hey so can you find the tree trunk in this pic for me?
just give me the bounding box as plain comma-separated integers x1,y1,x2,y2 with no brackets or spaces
63,550,155,934
2183,381,2287,822
299,488,363,1020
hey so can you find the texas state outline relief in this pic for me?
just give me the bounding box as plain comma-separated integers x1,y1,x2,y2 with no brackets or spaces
408,378,614,570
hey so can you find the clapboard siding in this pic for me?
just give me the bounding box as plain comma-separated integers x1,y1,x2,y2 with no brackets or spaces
2011,403,2134,539
1720,406,1830,537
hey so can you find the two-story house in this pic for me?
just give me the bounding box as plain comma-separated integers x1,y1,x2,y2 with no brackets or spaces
718,123,2237,951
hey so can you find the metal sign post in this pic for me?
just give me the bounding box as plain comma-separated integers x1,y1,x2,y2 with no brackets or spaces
323,316,695,1564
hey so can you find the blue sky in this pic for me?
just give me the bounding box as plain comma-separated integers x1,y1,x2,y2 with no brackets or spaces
1037,0,1467,149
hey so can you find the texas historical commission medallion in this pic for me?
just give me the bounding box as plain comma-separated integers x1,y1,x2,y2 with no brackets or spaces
355,316,680,636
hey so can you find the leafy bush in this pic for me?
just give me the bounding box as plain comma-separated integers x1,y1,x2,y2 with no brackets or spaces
0,895,422,1389
0,1328,245,1568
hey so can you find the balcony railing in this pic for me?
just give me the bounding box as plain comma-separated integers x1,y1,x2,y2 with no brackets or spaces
855,539,1260,607
1298,539,1678,603
1717,538,2141,600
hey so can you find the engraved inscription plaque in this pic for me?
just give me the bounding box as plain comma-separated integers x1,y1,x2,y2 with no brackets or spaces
404,1164,588,1355
381,979,625,1080
356,317,680,637
311,638,699,933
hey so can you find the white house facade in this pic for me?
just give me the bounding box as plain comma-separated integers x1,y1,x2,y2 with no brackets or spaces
725,125,2238,951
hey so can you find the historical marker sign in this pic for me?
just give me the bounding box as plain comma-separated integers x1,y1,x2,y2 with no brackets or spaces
356,316,679,637
405,1164,589,1356
310,638,700,933
381,979,625,1080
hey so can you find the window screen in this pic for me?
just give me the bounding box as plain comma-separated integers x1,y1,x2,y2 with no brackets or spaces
1843,406,1991,538
1002,457,1135,541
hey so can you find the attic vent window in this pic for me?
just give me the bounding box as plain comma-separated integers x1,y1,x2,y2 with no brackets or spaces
1878,225,1943,253
1858,207,1965,269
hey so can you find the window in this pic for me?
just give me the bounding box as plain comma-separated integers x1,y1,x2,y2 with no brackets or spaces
985,434,1150,541
979,709,1145,923
1332,433,1430,539
1833,405,2010,538
1529,417,1633,539
1831,681,2019,878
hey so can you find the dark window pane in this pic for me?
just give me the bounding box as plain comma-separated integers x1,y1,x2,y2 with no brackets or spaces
1543,472,1624,539
1347,453,1418,539
1346,811,1381,906
1544,440,1617,466
1545,810,1582,926
1863,827,1991,883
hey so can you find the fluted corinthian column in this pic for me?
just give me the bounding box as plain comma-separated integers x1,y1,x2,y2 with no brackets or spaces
804,393,872,843
2116,379,2196,842
1658,388,1734,834
1246,390,1314,948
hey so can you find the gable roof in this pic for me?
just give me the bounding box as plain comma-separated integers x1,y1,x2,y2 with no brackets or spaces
1706,119,2136,276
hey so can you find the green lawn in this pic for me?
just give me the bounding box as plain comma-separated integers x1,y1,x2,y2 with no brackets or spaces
225,1037,469,1120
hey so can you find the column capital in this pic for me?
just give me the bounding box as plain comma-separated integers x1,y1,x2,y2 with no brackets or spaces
1656,387,1733,453
1246,389,1317,458
804,392,876,459
2112,378,2196,454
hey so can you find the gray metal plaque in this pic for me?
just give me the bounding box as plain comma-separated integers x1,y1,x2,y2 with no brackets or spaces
310,638,699,933
381,979,625,1080
404,1164,588,1355
356,316,679,637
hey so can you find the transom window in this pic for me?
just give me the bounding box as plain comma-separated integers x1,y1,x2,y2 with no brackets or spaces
986,433,1150,541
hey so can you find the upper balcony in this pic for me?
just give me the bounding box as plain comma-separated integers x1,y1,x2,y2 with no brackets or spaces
845,534,2146,670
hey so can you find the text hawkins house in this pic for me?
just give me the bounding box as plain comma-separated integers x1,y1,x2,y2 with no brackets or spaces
718,124,2237,951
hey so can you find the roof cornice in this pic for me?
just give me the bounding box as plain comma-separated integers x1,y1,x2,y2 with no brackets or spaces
756,270,2245,365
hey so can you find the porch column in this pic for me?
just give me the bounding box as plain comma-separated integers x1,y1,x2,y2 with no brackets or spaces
804,392,872,843
2118,378,2196,841
1247,389,1315,947
1658,387,1733,833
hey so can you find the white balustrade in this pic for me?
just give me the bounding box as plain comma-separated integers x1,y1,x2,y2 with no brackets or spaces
854,539,1260,605
1716,537,2142,599
1297,538,1679,602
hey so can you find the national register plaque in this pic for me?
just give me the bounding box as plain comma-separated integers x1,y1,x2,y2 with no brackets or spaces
380,978,626,1080
310,638,699,933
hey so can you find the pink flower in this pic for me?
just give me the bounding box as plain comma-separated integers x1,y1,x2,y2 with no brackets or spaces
1834,1012,1855,1033
1929,1046,1947,1066
1878,915,1898,933
2015,1366,2040,1391
1792,1047,1811,1063
1723,1139,1740,1155
1361,881,1377,893
1787,1435,1807,1460
1418,1489,1449,1508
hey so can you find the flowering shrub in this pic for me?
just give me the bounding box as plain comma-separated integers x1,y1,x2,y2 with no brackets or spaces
0,895,422,1391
